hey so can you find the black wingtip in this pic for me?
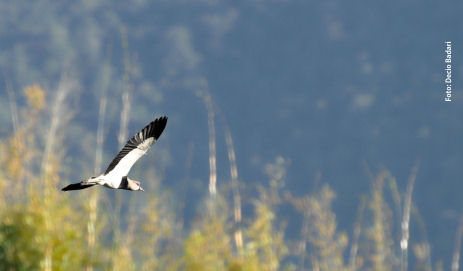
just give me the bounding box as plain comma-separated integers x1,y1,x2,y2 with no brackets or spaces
155,116,168,126
61,183,96,191
152,116,168,139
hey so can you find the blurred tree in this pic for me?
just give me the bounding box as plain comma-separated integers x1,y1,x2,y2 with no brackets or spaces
0,85,101,270
289,185,348,271
183,196,232,271
0,209,43,270
242,197,288,271
364,172,396,271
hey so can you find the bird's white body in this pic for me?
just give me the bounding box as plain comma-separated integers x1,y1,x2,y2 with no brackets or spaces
84,174,120,189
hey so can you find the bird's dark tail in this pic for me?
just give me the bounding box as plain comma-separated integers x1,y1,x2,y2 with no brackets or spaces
61,182,96,191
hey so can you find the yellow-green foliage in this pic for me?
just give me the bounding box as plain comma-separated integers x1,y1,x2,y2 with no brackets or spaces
183,197,233,271
0,85,98,270
0,85,436,270
290,185,348,271
183,190,288,271
242,196,287,271
0,208,43,270
365,172,396,271
24,84,45,112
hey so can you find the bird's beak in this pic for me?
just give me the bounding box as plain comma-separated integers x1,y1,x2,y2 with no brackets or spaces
140,187,145,192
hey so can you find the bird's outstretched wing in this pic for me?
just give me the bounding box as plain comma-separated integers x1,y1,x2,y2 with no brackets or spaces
104,116,168,177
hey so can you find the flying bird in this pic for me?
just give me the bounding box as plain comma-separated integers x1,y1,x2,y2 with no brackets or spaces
62,116,168,192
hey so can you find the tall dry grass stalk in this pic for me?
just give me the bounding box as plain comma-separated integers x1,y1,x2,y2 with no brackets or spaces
198,87,244,254
87,48,112,271
203,91,217,198
41,74,75,180
349,196,366,271
111,25,135,269
452,214,463,271
400,159,420,271
40,75,75,271
223,121,243,254
38,79,74,221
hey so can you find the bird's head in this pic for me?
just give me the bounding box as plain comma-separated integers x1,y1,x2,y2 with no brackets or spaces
127,179,144,191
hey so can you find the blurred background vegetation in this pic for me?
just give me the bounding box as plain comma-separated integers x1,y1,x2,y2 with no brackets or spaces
0,1,461,270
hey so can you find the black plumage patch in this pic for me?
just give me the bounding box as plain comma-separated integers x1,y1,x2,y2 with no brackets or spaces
118,176,129,190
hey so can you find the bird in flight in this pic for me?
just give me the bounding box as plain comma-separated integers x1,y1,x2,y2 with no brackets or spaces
62,116,168,192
